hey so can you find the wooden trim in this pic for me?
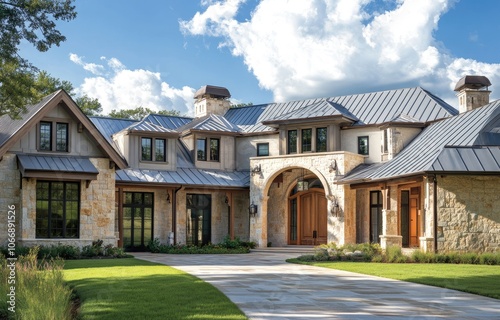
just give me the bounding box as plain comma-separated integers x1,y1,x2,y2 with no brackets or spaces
21,171,98,181
348,175,423,190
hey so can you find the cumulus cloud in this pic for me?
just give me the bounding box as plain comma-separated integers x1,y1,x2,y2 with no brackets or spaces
180,0,500,106
70,54,195,116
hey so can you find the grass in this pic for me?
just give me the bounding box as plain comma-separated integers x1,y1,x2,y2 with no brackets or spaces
289,259,500,299
63,258,247,320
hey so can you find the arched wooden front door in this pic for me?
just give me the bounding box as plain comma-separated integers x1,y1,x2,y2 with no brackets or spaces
289,188,327,245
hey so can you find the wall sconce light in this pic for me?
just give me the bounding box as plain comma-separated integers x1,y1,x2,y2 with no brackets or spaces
330,197,340,216
251,164,261,176
328,159,337,173
249,203,258,216
224,196,229,204
166,192,171,204
77,122,84,133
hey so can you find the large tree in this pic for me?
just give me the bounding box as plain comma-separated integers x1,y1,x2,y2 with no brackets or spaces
108,107,181,120
0,0,77,118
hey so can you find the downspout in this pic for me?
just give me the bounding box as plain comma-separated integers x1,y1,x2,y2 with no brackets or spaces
433,175,438,253
173,186,184,244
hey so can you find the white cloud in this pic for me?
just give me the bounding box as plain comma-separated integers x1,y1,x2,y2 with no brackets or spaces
70,54,195,116
69,53,106,76
180,0,500,106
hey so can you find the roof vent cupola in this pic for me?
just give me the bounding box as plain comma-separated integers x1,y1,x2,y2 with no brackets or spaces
194,85,231,118
454,75,491,113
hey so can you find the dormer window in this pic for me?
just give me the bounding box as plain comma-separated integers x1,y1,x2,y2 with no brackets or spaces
141,137,166,162
197,137,220,162
39,121,69,152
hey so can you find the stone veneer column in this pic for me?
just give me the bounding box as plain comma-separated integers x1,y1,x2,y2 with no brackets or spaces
380,209,402,249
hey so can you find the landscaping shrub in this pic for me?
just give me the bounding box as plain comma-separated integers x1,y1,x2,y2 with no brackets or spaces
0,241,130,260
147,236,255,254
385,245,408,263
0,247,73,320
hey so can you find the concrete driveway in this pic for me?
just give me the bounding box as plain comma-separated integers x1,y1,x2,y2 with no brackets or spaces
133,249,500,319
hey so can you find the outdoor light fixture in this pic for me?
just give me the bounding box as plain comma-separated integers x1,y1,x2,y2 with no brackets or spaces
330,197,340,216
224,195,229,204
297,168,309,191
249,203,258,216
77,122,84,133
166,192,171,204
328,159,337,173
251,164,261,176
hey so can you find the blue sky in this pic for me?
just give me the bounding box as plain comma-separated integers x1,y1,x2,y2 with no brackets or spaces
21,0,500,116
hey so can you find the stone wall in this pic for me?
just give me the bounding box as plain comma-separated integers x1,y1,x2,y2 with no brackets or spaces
249,151,365,247
0,154,21,246
19,158,116,247
437,175,500,253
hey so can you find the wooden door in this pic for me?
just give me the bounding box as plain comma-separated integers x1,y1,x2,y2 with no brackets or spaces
298,190,327,245
409,195,419,247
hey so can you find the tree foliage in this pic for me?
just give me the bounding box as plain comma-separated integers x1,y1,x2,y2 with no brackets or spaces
75,95,102,116
0,0,77,118
230,102,253,108
108,107,181,120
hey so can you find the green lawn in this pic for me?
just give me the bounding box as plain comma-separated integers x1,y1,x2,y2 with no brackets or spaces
289,259,500,299
64,258,247,320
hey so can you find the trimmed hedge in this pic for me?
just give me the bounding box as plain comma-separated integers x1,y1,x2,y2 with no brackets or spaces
0,240,131,260
148,236,256,254
297,243,500,265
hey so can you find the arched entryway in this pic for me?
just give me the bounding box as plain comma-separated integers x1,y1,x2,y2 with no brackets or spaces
288,179,327,245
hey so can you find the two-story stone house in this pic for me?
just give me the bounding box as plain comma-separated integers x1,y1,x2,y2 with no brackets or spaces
1,76,498,252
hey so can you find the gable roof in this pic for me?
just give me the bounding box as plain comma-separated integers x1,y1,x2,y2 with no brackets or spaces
225,87,457,134
340,100,500,184
0,90,128,169
177,114,241,134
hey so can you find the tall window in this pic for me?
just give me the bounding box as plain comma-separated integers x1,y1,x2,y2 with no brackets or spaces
123,192,154,250
36,181,80,238
383,129,388,154
358,136,369,155
197,139,206,161
257,143,269,156
210,138,220,161
301,129,312,152
56,123,68,152
155,139,166,161
197,138,220,162
141,138,152,161
287,130,297,154
316,127,327,152
39,122,52,151
370,191,382,243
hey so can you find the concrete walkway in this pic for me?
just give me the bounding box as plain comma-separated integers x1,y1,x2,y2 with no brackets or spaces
133,250,500,320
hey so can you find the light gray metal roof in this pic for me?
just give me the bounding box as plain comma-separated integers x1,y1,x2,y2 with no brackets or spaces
122,120,178,134
264,100,358,124
429,146,500,173
143,114,193,130
89,117,137,145
17,154,99,174
116,168,249,188
224,87,458,133
177,114,241,133
341,100,500,183
0,90,61,149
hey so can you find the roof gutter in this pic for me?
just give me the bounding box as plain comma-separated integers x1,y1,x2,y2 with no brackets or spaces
433,174,438,253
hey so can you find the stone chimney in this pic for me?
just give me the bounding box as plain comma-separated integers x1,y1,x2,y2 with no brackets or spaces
454,75,491,113
194,85,231,118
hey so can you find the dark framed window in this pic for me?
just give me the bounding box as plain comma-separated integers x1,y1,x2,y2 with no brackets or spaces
56,123,68,152
301,129,312,152
36,181,80,238
141,138,152,161
155,139,166,162
197,138,207,161
257,143,269,156
316,127,327,152
210,138,220,161
39,122,52,151
287,130,297,154
370,191,383,243
186,194,212,246
358,136,369,155
123,192,154,250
